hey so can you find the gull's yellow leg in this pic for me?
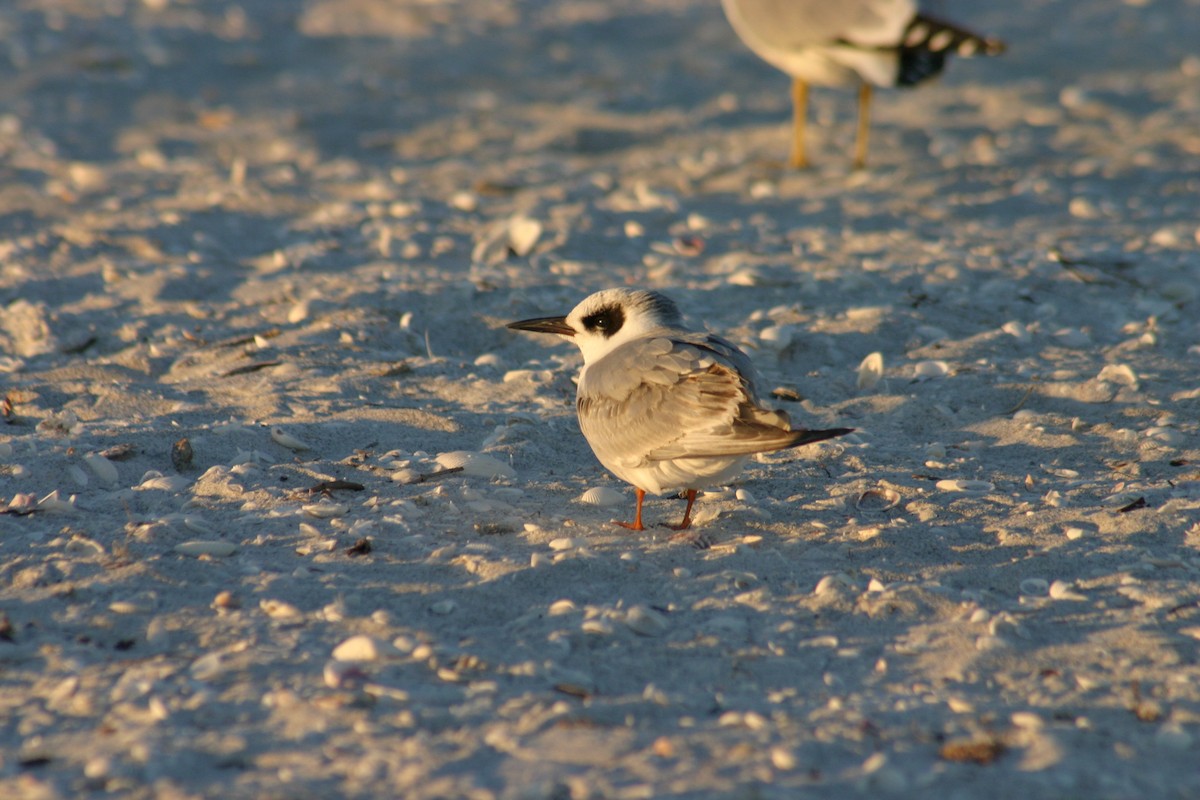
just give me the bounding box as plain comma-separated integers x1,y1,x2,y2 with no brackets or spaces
853,82,873,169
789,78,809,169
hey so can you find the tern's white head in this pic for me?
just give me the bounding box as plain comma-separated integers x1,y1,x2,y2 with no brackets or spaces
507,288,683,364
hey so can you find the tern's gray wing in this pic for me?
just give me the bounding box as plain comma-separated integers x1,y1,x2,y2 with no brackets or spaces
721,0,915,50
577,333,800,467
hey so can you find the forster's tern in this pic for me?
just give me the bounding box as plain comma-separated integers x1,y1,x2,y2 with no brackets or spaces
507,288,853,531
720,0,1005,168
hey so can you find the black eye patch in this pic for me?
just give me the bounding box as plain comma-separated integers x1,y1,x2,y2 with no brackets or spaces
581,305,625,338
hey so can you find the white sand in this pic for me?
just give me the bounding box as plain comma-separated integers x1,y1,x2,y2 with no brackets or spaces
2,0,1199,797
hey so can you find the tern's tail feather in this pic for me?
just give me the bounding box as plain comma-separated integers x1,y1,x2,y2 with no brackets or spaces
787,427,854,449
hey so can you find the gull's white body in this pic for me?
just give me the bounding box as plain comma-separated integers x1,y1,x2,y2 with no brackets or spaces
508,288,851,530
720,0,918,88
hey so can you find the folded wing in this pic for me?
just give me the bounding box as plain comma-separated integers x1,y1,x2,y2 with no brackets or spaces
578,335,840,466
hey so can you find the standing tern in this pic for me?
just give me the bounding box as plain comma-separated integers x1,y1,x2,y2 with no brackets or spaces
507,288,852,531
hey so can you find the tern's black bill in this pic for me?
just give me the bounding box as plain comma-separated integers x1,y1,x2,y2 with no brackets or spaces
506,315,574,336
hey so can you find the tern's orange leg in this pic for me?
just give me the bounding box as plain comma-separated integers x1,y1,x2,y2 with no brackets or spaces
615,488,646,532
853,82,873,170
667,489,698,531
789,78,809,169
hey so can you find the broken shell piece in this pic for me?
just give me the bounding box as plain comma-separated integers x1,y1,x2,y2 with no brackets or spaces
303,502,349,519
260,599,302,619
857,352,884,391
136,472,191,492
1097,363,1138,389
577,487,624,507
434,451,515,480
174,540,237,557
270,427,311,451
936,479,995,494
84,453,119,487
623,605,668,637
507,216,542,257
912,360,950,380
7,493,38,515
37,490,77,514
855,488,901,512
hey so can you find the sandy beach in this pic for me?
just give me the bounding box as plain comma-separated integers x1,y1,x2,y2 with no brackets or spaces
2,0,1199,797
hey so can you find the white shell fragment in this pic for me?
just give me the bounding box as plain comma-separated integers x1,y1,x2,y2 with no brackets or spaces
303,502,349,519
548,537,585,551
855,488,901,512
1097,363,1138,389
912,360,950,380
935,479,995,494
174,540,237,558
623,605,668,637
37,490,77,514
857,352,884,391
332,635,395,662
270,426,311,451
435,451,515,480
507,215,542,257
260,599,303,620
84,453,119,487
135,471,191,492
577,487,624,507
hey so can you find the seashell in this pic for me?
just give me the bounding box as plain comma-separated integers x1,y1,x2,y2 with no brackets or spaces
814,573,855,596
1001,321,1031,342
577,487,624,507
912,360,949,380
1049,580,1086,601
37,490,76,513
548,537,585,551
857,352,884,391
181,515,216,535
108,601,148,615
429,599,457,616
1144,426,1182,445
623,605,668,637
1019,578,1049,596
270,426,311,451
434,451,515,480
69,465,89,487
37,410,81,437
136,472,190,492
1097,363,1137,388
332,635,394,662
548,599,577,616
759,325,794,348
855,488,901,512
582,618,614,635
935,479,994,494
323,659,368,689
174,540,237,557
190,652,225,681
735,488,755,503
303,502,348,519
287,300,310,323
473,353,503,368
84,453,119,487
260,599,302,619
507,216,542,257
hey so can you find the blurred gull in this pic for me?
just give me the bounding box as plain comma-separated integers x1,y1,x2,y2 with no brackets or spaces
720,0,1005,167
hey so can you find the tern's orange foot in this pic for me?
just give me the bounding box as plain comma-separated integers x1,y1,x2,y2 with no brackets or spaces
614,520,645,532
